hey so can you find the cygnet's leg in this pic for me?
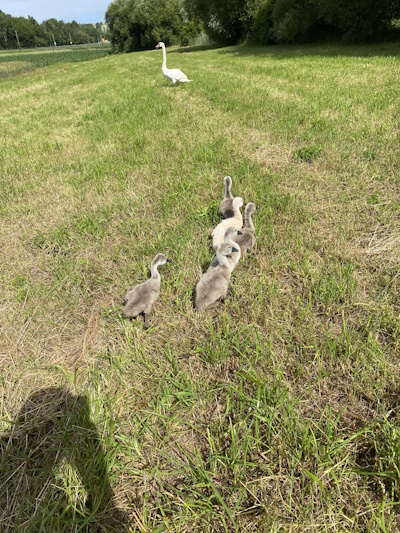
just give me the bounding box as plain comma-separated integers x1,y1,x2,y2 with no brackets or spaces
142,312,149,330
225,285,235,300
211,294,229,308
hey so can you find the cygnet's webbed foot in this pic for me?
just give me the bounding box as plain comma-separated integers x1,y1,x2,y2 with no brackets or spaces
218,297,228,306
208,300,222,309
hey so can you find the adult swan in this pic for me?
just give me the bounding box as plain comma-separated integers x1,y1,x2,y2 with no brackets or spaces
155,42,191,84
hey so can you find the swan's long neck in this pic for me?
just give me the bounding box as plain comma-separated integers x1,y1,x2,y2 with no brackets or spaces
245,208,254,231
234,204,243,225
224,178,233,200
151,261,161,280
161,44,167,70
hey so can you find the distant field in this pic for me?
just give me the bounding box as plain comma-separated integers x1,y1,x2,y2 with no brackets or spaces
0,41,399,531
0,45,111,77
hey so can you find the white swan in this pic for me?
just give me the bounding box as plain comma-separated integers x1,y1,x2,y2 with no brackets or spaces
155,42,191,84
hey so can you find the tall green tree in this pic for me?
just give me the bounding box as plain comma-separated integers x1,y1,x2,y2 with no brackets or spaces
0,9,107,49
183,0,262,44
252,0,400,44
106,0,201,52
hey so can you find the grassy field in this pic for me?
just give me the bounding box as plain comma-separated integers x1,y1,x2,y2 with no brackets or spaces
0,45,111,78
0,41,399,531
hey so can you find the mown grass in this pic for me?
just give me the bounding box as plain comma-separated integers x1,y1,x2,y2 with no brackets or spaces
0,45,111,78
0,41,399,531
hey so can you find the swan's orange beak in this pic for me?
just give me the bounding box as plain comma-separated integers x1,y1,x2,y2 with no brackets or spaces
155,43,160,49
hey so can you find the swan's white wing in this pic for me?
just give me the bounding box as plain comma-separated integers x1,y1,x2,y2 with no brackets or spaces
164,67,191,82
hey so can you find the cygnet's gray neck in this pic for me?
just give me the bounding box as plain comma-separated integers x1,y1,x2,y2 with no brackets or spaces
225,179,233,199
216,252,229,268
151,262,161,279
245,210,254,231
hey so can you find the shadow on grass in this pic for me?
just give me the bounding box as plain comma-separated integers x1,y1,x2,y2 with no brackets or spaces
175,43,220,54
174,36,400,59
0,387,129,532
214,40,400,59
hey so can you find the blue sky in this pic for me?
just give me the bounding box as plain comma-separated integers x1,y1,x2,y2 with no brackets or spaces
1,1,111,23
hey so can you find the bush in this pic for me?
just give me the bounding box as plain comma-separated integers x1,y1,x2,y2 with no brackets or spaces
253,0,328,44
252,0,400,44
252,1,274,43
184,0,263,45
106,0,201,52
179,19,203,46
322,0,400,41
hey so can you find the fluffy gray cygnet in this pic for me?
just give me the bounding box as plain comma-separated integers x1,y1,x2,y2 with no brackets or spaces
195,242,239,312
232,203,257,255
208,227,243,272
218,176,234,219
123,253,170,328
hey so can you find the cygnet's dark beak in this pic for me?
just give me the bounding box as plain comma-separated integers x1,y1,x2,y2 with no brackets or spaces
166,259,172,263
237,230,243,235
232,247,239,253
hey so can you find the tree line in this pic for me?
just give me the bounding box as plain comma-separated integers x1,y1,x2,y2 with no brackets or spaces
105,0,400,52
105,0,202,52
3,0,397,52
0,10,107,49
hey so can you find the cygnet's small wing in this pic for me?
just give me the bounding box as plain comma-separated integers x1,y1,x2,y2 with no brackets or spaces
123,299,145,318
123,284,145,317
123,285,140,305
219,199,234,219
123,282,157,318
196,270,229,311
